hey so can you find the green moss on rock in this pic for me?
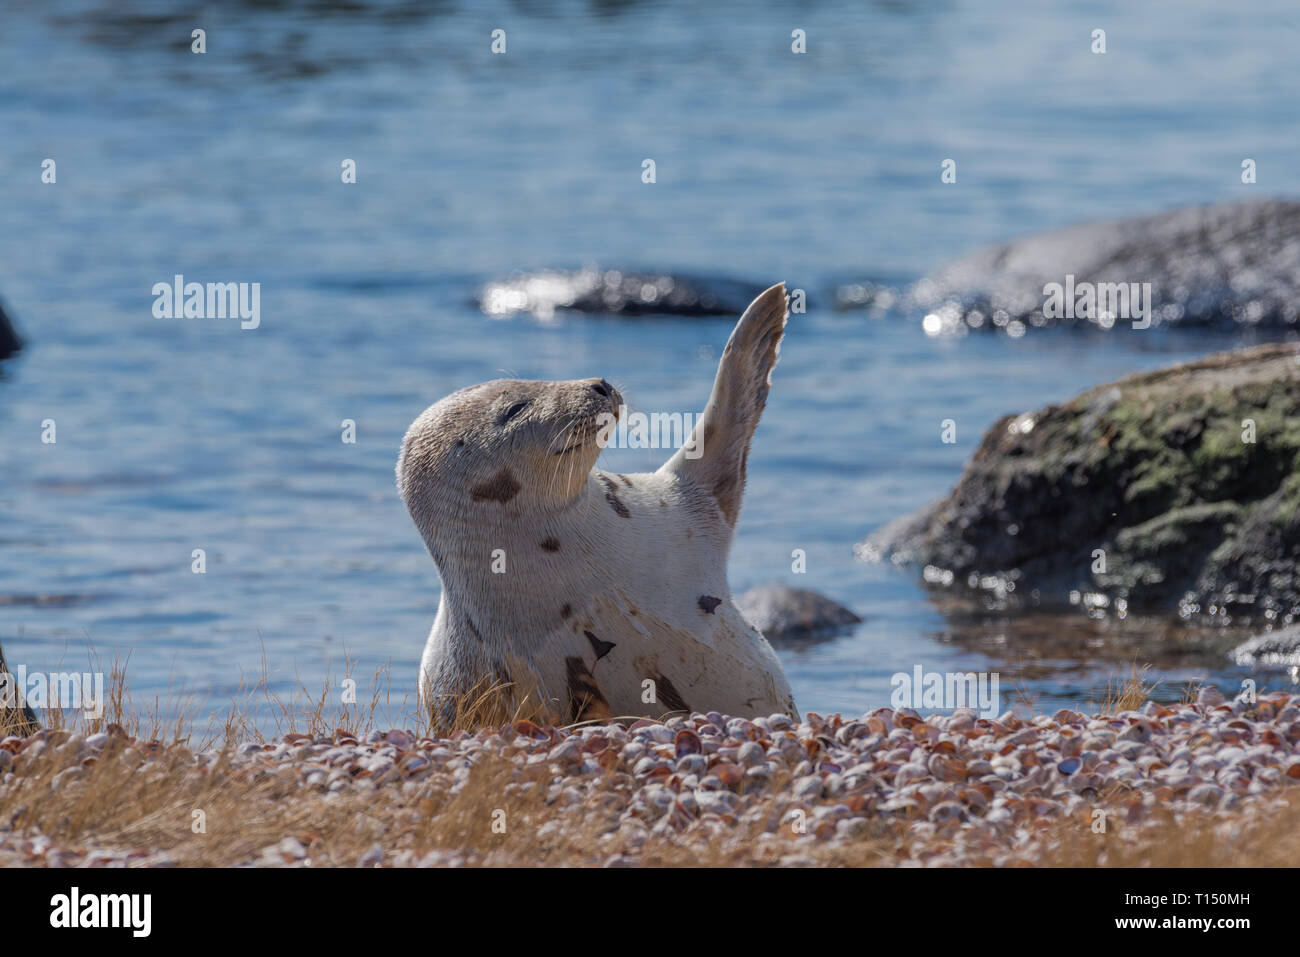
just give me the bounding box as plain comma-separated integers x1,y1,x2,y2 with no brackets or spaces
864,343,1300,621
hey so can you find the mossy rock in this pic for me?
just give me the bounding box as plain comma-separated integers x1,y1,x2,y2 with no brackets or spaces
862,343,1300,621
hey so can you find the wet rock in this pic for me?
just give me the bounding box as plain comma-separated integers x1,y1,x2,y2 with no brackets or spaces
1231,625,1300,670
477,268,765,319
860,343,1300,621
736,583,862,640
838,199,1300,334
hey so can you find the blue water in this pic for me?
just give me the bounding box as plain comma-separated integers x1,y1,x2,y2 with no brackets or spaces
2,0,1297,725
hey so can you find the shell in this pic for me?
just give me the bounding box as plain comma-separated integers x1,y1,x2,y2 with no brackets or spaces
673,729,702,757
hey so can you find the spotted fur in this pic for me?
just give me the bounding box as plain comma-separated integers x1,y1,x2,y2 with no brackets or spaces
585,630,616,660
599,475,631,519
397,286,799,726
470,467,521,504
654,673,691,715
698,595,722,614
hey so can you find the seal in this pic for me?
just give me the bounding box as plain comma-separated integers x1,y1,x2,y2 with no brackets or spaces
397,282,799,726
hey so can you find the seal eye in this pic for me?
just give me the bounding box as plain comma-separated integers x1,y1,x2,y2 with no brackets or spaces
499,399,530,424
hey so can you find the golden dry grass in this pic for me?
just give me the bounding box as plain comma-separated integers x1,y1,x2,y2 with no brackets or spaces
1026,792,1300,867
1096,661,1161,715
6,725,1299,868
1,658,1295,867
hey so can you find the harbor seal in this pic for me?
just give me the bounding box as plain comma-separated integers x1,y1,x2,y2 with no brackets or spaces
398,282,798,726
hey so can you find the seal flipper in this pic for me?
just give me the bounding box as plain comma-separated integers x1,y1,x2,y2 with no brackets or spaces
662,282,788,528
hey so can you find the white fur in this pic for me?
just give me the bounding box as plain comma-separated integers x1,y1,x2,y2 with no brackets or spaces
400,283,798,723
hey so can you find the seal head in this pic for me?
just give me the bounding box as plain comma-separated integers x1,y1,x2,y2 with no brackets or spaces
399,375,622,528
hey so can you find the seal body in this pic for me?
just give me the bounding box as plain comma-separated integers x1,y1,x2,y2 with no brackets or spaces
398,283,797,725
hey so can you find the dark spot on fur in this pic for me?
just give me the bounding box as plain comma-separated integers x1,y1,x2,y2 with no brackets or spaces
560,603,572,620
618,474,634,487
686,529,693,539
659,499,667,507
598,474,630,517
456,438,466,447
566,657,612,722
654,673,690,714
470,467,521,504
698,595,722,614
540,537,560,552
585,630,616,660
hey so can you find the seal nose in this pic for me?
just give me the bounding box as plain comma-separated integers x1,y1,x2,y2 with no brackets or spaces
589,378,611,398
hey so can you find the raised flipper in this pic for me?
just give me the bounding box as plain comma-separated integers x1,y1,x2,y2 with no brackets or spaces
662,282,788,528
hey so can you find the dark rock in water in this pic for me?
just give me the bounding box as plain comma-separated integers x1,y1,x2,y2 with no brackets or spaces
838,199,1300,333
860,343,1300,622
736,583,862,640
0,641,39,737
1230,627,1300,670
0,301,22,360
477,268,764,319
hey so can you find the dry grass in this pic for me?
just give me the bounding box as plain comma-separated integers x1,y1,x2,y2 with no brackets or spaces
0,658,620,866
1020,790,1300,867
2,656,1295,867
1096,662,1160,715
7,726,1298,868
